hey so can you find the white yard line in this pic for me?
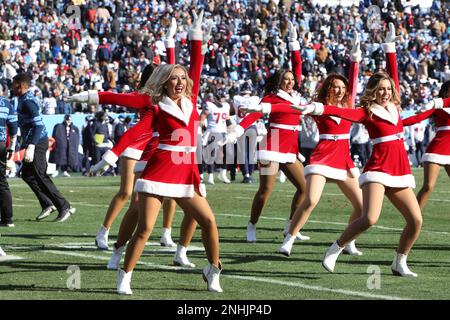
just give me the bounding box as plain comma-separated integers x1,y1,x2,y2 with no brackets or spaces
43,250,408,300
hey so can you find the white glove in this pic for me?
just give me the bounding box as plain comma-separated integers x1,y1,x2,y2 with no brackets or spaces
291,102,324,115
64,90,99,105
416,98,444,113
240,102,271,114
382,22,396,53
89,158,111,175
24,144,35,163
165,17,177,48
350,32,362,62
189,10,203,41
5,159,15,176
201,24,213,55
288,21,298,43
217,131,238,147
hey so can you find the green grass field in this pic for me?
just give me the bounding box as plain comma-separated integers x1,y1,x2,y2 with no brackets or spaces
1,169,449,300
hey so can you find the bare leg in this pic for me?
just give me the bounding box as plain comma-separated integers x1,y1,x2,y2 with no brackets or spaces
289,174,326,235
123,193,163,272
162,198,176,228
336,173,363,224
178,214,198,247
416,162,441,210
386,187,422,255
102,157,136,229
280,159,307,219
337,183,385,246
176,193,219,266
249,161,278,224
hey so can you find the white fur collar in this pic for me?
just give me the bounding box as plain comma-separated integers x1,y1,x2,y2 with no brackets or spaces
443,108,450,116
276,90,302,105
158,96,193,126
371,102,399,125
329,116,341,124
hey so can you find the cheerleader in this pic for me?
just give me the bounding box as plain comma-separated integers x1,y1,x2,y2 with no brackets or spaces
221,22,309,243
403,81,450,209
279,33,363,257
293,73,450,277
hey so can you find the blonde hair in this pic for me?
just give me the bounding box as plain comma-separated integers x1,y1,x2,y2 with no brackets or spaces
139,64,193,104
360,73,401,114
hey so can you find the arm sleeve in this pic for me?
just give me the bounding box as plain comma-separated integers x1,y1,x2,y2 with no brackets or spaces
166,46,175,64
188,39,204,106
267,102,302,115
402,109,435,127
322,105,367,123
24,100,45,145
291,49,302,86
348,61,359,107
385,51,400,95
98,91,152,109
111,111,155,157
6,101,18,137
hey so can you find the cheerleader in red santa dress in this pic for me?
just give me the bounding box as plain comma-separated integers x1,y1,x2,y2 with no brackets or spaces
221,22,309,243
278,33,364,257
67,15,209,269
292,73,450,277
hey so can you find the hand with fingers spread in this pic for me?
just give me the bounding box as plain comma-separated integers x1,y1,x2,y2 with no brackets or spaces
382,22,396,53
350,32,362,62
165,17,177,48
189,10,204,41
201,23,213,55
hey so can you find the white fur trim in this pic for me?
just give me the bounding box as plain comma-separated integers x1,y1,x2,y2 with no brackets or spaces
359,171,415,188
235,125,245,137
135,179,200,198
158,96,193,126
350,51,362,62
165,38,175,48
382,42,396,53
134,161,147,173
329,116,341,124
189,29,202,41
313,102,324,115
434,98,444,109
422,153,450,165
102,150,119,166
258,150,296,163
305,164,359,180
277,90,302,105
370,103,399,125
289,41,300,51
88,90,99,105
120,148,144,160
298,152,306,162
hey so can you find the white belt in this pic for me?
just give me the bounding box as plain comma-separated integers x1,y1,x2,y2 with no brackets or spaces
158,144,196,153
319,134,350,141
270,122,301,131
436,126,450,132
371,133,404,145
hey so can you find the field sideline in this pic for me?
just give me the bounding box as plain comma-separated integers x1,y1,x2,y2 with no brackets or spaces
1,168,449,300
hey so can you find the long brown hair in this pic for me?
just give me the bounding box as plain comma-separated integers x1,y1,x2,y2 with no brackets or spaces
360,72,401,114
315,74,350,107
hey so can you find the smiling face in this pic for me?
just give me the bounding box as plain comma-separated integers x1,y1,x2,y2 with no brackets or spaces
166,67,187,101
329,78,347,104
375,79,393,107
279,71,295,94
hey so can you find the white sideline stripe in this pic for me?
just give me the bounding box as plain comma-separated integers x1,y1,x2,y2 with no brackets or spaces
211,213,450,236
0,255,23,262
43,250,407,300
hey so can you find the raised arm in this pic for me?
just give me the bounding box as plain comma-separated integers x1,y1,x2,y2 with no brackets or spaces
383,22,400,95
188,10,206,106
348,32,361,107
165,17,177,64
288,22,302,86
